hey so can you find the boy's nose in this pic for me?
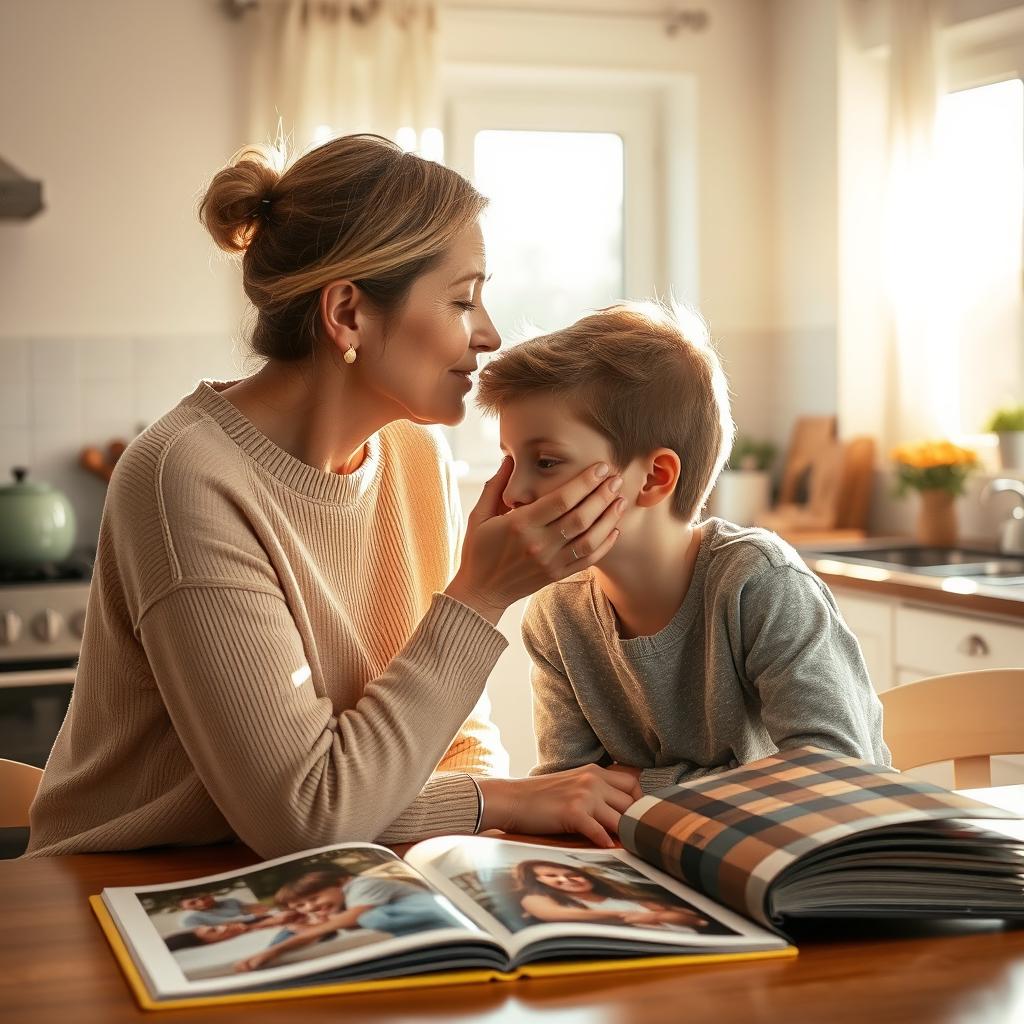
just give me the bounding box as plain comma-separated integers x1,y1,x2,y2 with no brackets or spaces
502,476,533,510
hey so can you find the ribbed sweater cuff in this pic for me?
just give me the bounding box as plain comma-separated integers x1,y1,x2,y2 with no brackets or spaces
377,772,482,844
640,765,686,793
412,593,509,678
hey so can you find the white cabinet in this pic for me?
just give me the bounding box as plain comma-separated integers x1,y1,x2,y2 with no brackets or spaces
831,591,895,692
829,586,1024,787
894,604,1024,678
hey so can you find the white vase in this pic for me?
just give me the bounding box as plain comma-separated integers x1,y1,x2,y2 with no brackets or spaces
708,470,771,526
997,433,1024,471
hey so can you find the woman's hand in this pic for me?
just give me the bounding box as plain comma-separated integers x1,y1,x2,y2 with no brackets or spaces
477,764,643,848
445,458,625,624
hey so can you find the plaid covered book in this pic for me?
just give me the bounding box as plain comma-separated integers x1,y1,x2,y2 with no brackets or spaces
620,747,1024,929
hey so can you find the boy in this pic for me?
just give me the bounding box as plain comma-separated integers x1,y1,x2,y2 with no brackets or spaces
475,301,889,791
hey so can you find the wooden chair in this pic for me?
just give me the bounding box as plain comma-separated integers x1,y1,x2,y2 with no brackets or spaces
879,669,1024,788
0,758,44,828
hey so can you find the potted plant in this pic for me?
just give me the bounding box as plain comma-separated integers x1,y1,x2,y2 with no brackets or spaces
891,440,978,547
709,436,777,526
985,405,1024,471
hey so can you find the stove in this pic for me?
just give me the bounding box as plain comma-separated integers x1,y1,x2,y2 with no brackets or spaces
0,551,93,681
0,551,93,776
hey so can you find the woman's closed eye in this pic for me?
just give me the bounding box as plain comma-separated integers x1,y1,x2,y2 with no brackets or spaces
454,300,477,312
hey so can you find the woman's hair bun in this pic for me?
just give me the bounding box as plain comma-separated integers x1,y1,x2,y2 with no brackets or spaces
198,143,284,254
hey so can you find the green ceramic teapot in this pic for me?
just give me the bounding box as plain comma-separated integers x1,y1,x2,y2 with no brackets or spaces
0,467,77,569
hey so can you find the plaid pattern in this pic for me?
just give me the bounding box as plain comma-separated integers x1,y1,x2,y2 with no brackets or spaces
620,747,1018,927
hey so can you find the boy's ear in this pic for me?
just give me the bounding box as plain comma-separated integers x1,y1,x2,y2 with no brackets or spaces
634,448,681,509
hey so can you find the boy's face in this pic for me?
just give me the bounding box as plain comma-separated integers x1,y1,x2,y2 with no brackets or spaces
287,885,345,918
499,395,644,512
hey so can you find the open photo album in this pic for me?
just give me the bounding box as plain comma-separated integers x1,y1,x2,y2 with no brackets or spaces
92,748,1024,1010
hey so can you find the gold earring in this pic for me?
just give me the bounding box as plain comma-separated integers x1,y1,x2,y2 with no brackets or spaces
343,348,357,364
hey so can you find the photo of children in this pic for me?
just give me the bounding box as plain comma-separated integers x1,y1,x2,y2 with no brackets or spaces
139,848,472,981
430,845,737,936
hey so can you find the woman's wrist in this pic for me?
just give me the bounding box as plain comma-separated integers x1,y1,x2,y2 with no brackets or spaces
476,777,516,832
443,575,506,626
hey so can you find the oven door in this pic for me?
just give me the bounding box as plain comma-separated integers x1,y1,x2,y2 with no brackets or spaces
0,658,76,768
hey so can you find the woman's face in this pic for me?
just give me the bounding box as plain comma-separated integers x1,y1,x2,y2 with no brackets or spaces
532,864,596,895
195,922,248,943
359,219,501,427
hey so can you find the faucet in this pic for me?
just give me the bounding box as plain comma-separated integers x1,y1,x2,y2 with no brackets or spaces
982,478,1024,554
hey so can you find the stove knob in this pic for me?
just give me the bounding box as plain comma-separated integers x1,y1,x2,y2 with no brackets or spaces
70,610,87,638
0,610,23,645
32,608,64,643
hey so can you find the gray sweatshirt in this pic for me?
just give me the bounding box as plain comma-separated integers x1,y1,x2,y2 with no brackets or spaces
524,518,890,791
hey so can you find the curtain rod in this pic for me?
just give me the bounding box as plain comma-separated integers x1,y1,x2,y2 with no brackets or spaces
444,3,708,34
223,1,709,36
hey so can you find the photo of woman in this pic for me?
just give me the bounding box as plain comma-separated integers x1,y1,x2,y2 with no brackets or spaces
425,840,738,937
514,859,713,932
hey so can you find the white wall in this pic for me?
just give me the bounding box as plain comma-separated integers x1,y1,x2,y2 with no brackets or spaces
0,0,247,337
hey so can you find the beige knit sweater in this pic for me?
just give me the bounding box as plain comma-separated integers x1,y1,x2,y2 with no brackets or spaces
26,382,509,859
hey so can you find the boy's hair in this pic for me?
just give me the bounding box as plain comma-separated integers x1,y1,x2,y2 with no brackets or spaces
274,867,351,906
476,300,735,522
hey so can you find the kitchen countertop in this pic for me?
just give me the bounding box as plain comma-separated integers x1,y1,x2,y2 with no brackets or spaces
799,540,1024,622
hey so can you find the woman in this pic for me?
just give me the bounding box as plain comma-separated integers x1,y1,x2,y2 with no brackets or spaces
26,134,634,859
515,860,710,930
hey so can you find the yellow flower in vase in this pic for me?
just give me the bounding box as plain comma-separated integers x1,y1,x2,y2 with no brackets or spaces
890,440,979,547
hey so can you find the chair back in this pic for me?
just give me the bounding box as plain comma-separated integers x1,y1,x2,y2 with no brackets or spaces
879,669,1024,788
0,758,44,828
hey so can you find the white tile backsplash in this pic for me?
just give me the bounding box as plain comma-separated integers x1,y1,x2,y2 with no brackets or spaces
0,333,244,550
0,339,30,427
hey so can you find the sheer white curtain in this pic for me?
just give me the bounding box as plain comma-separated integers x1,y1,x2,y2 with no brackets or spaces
883,0,952,443
246,1,441,152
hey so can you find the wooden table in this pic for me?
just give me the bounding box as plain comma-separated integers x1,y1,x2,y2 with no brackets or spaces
4,796,1024,1024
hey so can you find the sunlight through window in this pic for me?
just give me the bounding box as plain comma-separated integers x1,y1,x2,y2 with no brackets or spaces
936,79,1024,434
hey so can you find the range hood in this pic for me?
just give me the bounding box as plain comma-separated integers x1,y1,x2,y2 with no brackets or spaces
0,157,43,218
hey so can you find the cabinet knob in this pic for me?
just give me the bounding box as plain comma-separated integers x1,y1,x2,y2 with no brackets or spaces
960,633,990,657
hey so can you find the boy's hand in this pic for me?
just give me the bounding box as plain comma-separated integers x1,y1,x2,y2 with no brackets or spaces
478,765,642,848
607,763,642,785
447,459,625,624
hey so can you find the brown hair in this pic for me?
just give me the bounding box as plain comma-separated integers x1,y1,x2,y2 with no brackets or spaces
475,301,734,522
274,867,351,906
199,134,488,361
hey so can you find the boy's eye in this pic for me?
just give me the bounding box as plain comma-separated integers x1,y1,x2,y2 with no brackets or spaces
536,458,561,471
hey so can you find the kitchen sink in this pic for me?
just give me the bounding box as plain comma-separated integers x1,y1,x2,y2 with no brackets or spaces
809,545,1024,581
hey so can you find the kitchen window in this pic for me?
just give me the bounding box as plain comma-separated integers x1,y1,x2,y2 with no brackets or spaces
935,77,1024,438
442,76,675,476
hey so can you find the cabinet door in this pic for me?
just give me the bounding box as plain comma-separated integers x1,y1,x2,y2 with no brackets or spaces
830,590,894,693
895,605,1024,678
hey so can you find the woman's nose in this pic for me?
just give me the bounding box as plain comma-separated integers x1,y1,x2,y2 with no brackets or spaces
471,309,501,354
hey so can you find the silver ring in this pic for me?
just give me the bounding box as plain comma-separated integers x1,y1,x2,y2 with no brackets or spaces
571,546,580,560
